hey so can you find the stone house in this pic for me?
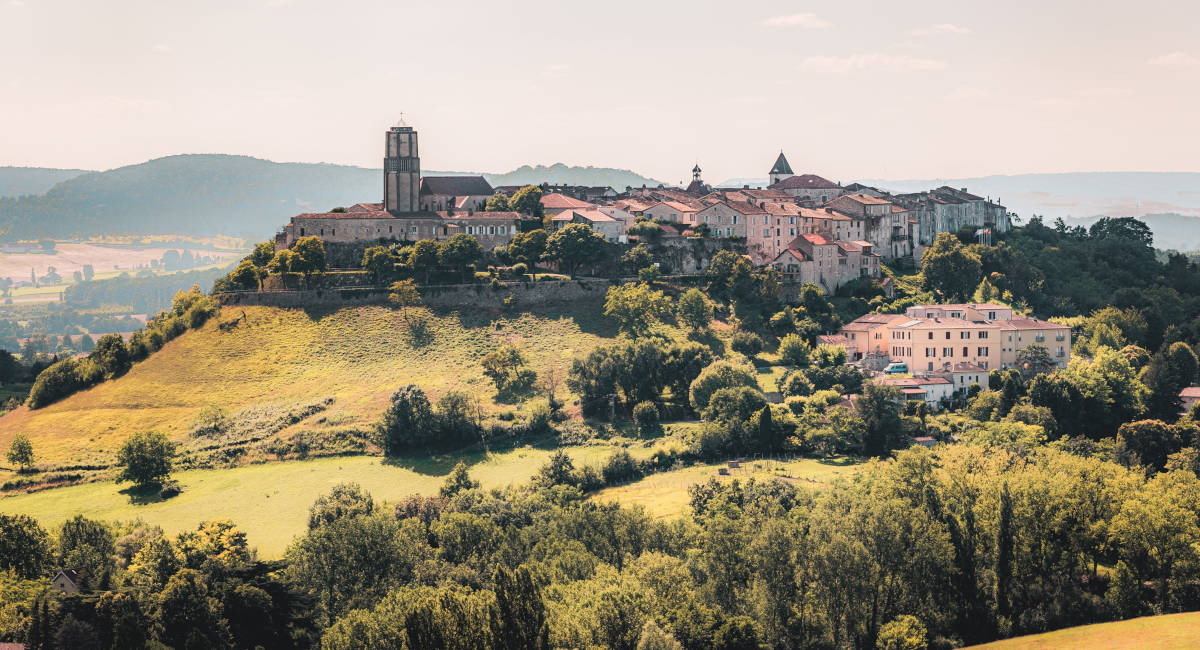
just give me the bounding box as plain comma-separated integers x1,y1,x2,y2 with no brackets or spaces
550,208,625,242
540,192,595,217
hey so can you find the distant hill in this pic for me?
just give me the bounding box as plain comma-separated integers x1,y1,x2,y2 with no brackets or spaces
479,163,661,190
1064,213,1200,251
0,155,660,240
0,166,91,198
857,172,1200,223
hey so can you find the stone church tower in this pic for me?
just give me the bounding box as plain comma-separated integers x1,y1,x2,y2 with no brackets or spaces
384,120,420,214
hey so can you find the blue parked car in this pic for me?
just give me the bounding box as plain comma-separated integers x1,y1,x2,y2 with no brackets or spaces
884,362,909,374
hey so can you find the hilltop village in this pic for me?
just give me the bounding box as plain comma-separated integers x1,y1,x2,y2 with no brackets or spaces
259,121,1054,409
276,121,1009,295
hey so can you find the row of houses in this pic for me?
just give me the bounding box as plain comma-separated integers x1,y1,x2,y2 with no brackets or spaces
277,123,1009,296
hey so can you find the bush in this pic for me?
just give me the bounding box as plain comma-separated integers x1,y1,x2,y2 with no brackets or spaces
778,334,812,367
689,360,758,411
730,331,764,357
308,482,375,530
158,481,182,499
633,401,659,436
877,614,928,650
601,450,643,485
376,385,436,454
779,371,814,398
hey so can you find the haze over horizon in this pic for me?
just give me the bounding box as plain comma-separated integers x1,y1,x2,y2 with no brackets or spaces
3,0,1198,183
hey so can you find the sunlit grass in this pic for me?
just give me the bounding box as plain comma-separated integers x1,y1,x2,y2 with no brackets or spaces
591,455,863,519
0,444,650,558
0,302,616,474
966,612,1200,649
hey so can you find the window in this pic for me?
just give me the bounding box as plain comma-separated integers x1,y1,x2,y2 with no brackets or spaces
762,229,769,237
928,332,934,340
978,347,989,356
978,331,988,339
488,226,496,235
926,347,936,357
945,332,951,340
988,311,996,319
960,331,970,339
943,347,954,357
962,346,969,357
732,215,739,224
299,228,305,235
332,229,336,236
411,226,418,234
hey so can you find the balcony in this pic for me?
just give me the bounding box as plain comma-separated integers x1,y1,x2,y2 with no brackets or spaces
891,234,909,242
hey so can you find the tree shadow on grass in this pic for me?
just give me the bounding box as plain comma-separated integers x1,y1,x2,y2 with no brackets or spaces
119,484,181,505
432,299,618,339
814,456,863,467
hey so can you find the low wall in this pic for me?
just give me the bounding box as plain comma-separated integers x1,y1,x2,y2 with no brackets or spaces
217,277,611,310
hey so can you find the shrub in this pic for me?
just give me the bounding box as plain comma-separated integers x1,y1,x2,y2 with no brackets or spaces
779,371,814,398
377,385,436,454
877,614,928,650
689,360,758,411
601,450,643,485
778,334,812,367
633,401,659,436
526,399,554,434
308,482,375,530
158,481,182,499
730,331,764,357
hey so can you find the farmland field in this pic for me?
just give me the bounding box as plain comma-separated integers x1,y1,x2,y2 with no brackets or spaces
967,612,1200,649
591,455,863,518
0,443,665,558
0,241,243,283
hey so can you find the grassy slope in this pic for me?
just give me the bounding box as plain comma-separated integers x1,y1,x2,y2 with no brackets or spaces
0,443,670,558
967,612,1200,649
591,456,863,519
0,302,615,473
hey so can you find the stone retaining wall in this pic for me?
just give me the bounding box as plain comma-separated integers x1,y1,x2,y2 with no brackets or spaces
217,278,611,310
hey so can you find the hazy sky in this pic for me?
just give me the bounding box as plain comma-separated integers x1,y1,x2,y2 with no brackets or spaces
2,0,1198,183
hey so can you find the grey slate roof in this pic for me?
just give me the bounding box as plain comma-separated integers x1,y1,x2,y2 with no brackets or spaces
420,176,495,196
770,152,793,175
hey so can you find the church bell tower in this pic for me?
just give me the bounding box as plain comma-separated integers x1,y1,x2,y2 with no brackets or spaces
384,119,420,214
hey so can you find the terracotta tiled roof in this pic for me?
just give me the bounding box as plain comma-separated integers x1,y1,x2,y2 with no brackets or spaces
723,200,767,215
552,209,617,223
840,193,892,205
799,233,832,246
540,193,594,210
1180,387,1200,398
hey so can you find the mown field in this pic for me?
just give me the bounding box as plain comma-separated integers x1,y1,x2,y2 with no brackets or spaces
967,612,1200,649
0,441,672,558
591,455,863,518
0,301,619,475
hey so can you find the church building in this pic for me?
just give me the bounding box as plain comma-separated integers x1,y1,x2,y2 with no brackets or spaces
277,121,527,260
